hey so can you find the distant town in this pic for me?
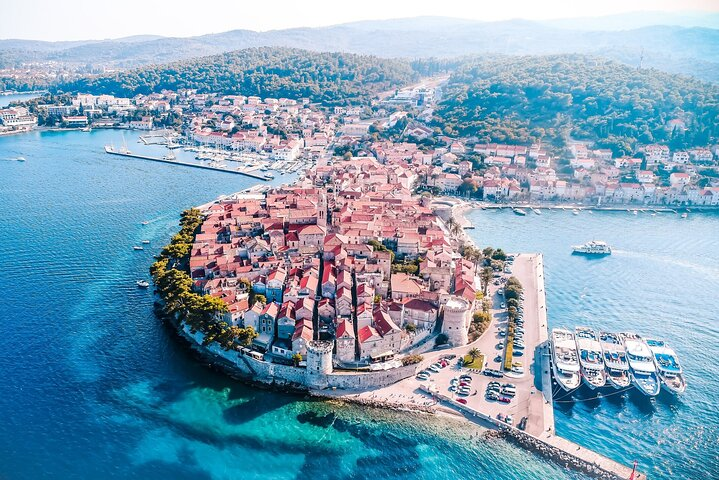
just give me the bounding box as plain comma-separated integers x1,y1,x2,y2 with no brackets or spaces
2,82,718,208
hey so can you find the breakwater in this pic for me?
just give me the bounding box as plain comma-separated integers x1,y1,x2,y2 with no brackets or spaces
105,148,271,180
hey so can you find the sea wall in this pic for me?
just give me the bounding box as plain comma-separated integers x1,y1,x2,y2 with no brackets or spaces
180,324,419,391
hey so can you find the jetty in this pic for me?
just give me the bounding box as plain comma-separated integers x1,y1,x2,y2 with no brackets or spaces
104,147,271,180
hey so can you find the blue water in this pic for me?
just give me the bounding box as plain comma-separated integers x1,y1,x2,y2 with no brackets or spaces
466,208,719,479
0,130,585,480
0,92,42,107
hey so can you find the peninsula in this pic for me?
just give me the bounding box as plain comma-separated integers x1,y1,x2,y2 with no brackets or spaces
151,154,644,480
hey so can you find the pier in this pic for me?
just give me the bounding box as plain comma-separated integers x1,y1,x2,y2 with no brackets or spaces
104,148,272,180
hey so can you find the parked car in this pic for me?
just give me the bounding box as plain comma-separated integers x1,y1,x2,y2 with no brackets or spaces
456,398,467,405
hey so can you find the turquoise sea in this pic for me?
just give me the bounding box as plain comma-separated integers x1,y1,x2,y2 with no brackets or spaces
0,129,716,479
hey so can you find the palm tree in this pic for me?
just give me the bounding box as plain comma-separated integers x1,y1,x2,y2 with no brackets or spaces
468,347,481,359
480,267,493,296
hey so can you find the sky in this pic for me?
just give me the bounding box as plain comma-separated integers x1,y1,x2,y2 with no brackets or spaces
2,0,718,41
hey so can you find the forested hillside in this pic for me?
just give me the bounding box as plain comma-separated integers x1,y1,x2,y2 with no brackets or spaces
58,47,418,105
434,55,719,153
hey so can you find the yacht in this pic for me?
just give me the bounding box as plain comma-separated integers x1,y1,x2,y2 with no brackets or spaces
15,156,26,162
572,209,580,215
531,207,542,215
550,328,581,392
621,333,661,396
572,240,612,255
575,327,606,389
599,331,631,389
136,280,150,288
645,338,686,395
513,208,527,216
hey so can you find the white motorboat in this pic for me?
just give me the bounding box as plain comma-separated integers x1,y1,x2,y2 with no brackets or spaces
645,338,686,395
622,333,661,396
572,240,612,255
551,328,581,392
133,246,144,251
599,331,631,389
575,327,606,389
513,208,527,216
136,280,150,288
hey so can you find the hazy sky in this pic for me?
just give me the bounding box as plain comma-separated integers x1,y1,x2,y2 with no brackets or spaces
2,0,718,41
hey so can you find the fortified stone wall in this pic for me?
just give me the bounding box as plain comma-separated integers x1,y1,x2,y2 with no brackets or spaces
183,325,419,390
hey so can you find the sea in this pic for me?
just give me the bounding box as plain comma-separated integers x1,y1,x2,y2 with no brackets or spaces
0,129,716,479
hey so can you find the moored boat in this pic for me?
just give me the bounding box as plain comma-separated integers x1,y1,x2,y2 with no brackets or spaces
575,327,606,389
551,328,581,392
645,338,686,395
599,331,631,389
622,333,661,396
513,208,527,216
136,280,150,288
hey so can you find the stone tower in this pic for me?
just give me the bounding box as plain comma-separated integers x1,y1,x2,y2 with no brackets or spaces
335,319,356,364
441,296,471,346
317,192,327,228
305,340,333,389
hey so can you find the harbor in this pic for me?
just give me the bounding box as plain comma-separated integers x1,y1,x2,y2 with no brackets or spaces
104,145,273,180
323,254,646,479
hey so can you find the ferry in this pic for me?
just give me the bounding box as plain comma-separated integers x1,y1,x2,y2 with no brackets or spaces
572,240,612,255
136,280,150,288
621,333,661,396
550,328,581,392
599,331,631,389
645,338,687,395
575,327,606,389
513,208,527,216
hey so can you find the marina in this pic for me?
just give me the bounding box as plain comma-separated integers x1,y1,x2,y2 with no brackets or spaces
104,145,273,180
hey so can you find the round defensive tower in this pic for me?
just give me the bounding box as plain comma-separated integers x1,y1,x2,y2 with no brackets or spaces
305,340,333,388
442,296,471,346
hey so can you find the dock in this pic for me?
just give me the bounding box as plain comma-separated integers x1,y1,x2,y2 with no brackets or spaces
346,253,645,479
104,148,271,181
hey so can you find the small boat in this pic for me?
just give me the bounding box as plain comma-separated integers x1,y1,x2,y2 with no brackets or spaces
622,333,661,396
645,338,686,395
141,240,150,244
575,327,606,390
551,328,581,392
531,207,541,215
572,240,612,255
599,331,631,389
136,280,150,288
513,208,527,216
141,221,149,225
15,156,26,162
681,213,688,219
633,210,638,215
572,209,579,215
133,246,144,251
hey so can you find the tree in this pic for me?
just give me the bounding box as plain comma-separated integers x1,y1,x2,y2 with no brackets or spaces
405,323,417,333
468,347,481,359
480,267,493,296
435,333,449,346
253,294,267,306
292,353,303,366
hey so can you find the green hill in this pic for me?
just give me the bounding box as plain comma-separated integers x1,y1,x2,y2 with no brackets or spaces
58,47,418,106
433,55,719,153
